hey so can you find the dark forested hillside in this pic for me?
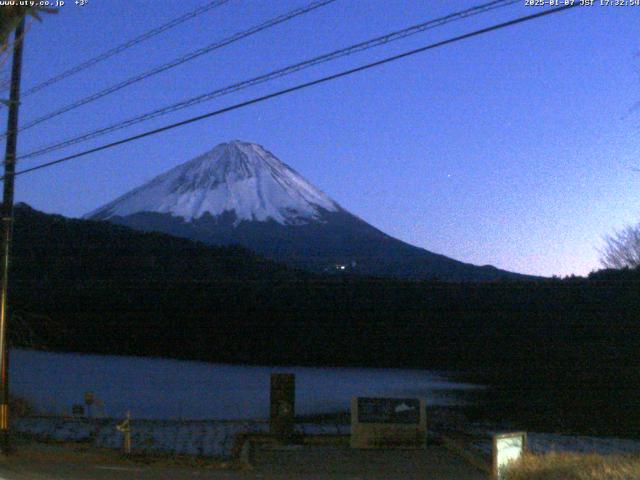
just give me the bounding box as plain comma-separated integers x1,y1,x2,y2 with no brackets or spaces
8,204,640,436
9,204,640,368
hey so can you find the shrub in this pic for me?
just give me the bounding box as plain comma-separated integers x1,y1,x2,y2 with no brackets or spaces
505,452,640,480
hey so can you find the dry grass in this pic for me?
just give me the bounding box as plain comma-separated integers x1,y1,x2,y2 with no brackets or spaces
504,452,640,480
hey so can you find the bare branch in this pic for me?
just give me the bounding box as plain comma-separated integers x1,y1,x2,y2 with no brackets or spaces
600,223,640,269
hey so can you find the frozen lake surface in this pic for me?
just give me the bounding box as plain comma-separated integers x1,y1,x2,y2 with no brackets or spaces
10,349,474,420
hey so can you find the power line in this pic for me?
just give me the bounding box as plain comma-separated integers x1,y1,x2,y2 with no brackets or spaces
19,0,519,162
7,0,233,98
5,4,579,180
2,0,337,138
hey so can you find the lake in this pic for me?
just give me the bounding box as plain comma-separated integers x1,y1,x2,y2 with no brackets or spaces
10,348,476,420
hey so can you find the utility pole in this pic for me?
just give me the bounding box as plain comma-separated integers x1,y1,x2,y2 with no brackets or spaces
0,17,26,454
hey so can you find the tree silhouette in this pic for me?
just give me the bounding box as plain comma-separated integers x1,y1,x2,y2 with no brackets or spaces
601,222,640,269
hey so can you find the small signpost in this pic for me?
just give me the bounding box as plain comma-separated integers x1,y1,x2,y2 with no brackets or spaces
351,397,426,449
270,373,295,440
492,432,527,479
116,411,131,456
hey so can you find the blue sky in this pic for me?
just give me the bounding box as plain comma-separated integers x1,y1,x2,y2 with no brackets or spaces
3,0,639,277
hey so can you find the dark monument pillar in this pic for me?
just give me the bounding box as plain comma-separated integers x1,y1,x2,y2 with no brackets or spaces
270,373,295,439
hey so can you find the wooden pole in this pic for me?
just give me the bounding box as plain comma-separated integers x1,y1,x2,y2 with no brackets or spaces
0,16,26,454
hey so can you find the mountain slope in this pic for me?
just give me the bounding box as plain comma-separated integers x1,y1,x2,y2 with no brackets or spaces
87,140,532,282
87,141,340,225
13,202,293,284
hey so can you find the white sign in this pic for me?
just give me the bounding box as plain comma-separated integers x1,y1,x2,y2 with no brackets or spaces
493,432,526,479
350,397,426,449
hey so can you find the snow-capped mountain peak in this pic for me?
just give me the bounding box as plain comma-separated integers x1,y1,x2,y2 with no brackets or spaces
85,140,530,281
86,140,340,225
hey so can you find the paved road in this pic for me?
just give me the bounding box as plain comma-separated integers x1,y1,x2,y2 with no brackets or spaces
251,444,487,479
0,444,487,479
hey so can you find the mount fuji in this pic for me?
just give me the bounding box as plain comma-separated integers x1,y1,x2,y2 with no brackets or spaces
86,140,528,281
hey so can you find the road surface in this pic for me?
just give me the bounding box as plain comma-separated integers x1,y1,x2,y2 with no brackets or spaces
0,443,487,479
